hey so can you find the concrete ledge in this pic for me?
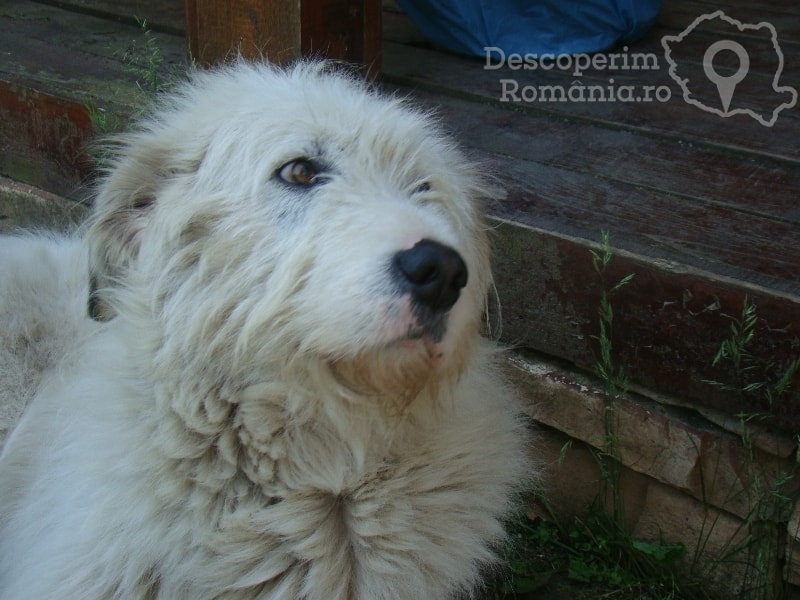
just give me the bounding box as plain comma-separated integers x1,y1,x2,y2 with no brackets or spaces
0,176,88,233
509,352,799,593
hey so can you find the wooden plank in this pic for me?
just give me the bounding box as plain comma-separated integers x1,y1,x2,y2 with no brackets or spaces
398,88,800,225
651,20,800,85
0,82,93,197
649,21,799,127
185,0,381,74
185,0,301,66
0,1,185,107
492,221,800,432
683,0,799,13
659,1,800,43
30,0,185,34
301,0,382,77
486,155,800,295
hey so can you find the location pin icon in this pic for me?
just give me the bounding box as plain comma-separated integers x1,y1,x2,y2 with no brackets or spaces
703,40,750,113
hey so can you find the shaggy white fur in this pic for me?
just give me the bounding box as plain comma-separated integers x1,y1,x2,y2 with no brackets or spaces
0,234,96,446
0,62,532,599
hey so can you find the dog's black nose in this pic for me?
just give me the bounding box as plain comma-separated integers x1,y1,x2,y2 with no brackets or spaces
393,239,468,312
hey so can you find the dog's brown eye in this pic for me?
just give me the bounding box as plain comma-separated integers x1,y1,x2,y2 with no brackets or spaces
414,181,431,194
278,159,318,186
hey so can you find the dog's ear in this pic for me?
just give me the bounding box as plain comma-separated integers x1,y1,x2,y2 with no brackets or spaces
85,130,207,321
86,192,156,321
88,273,114,321
86,152,159,321
85,77,211,320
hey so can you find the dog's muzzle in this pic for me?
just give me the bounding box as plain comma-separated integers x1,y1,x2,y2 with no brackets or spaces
393,239,468,316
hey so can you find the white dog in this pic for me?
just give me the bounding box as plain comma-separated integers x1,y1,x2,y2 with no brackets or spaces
0,62,531,599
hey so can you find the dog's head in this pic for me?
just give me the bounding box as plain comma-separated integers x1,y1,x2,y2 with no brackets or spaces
87,62,493,402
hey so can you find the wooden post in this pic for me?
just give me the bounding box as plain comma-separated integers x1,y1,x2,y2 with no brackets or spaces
185,0,381,76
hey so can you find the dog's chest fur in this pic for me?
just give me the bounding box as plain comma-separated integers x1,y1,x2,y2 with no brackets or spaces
0,323,525,599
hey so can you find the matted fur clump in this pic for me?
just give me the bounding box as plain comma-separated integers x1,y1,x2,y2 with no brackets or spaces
0,61,532,599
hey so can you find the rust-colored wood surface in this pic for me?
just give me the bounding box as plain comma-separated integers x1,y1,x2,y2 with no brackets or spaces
301,0,382,75
0,82,93,198
1,0,798,429
185,0,301,65
492,222,800,426
185,0,381,74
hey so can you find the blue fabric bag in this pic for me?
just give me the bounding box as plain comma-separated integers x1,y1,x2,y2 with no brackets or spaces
395,0,663,57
